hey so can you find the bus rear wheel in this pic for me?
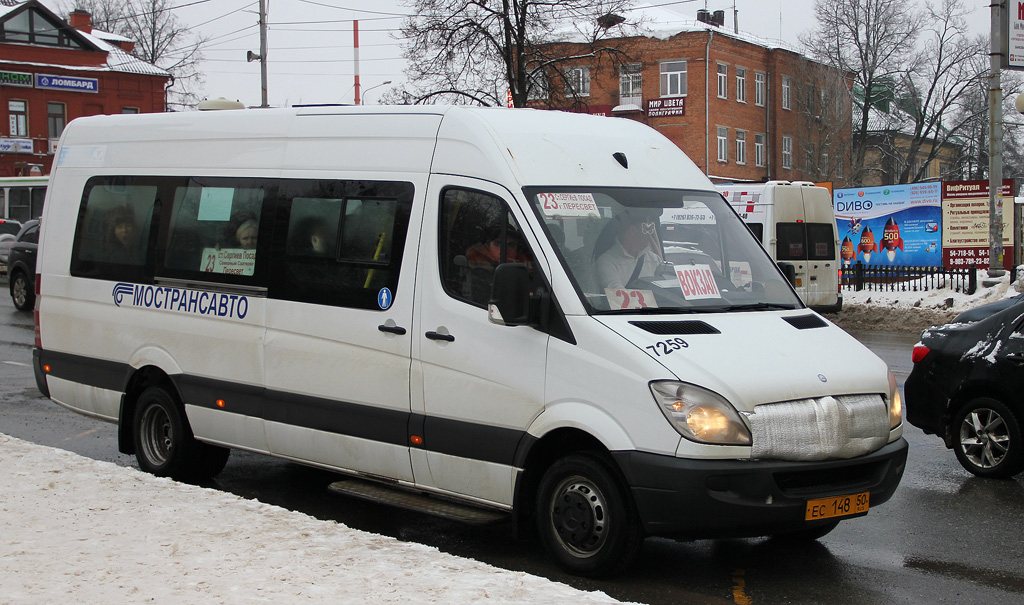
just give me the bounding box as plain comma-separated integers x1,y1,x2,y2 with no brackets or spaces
132,386,229,481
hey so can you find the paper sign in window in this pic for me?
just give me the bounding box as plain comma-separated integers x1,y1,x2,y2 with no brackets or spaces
538,193,599,218
197,188,235,221
201,247,255,276
675,264,721,300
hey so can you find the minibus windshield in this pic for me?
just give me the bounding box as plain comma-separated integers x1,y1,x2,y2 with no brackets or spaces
524,187,803,314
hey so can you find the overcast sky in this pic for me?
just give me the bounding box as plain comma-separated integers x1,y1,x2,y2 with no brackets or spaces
44,0,997,109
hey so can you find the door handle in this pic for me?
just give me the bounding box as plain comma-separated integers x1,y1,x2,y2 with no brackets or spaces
425,331,455,342
377,324,407,335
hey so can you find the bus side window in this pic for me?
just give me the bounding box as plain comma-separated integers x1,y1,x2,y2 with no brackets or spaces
163,182,267,279
70,177,158,280
269,180,415,310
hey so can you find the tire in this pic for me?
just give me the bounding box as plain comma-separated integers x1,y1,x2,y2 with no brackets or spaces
535,454,643,577
10,271,34,312
951,397,1024,479
132,386,230,481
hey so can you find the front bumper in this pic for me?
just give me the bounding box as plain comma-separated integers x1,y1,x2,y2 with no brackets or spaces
612,438,908,539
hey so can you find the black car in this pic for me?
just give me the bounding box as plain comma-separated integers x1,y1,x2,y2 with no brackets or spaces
905,299,1024,478
8,219,38,312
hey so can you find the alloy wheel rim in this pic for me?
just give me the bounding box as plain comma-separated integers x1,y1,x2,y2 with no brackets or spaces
959,408,1010,469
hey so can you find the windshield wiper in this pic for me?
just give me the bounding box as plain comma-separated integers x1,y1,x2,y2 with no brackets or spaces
724,302,799,311
600,306,700,315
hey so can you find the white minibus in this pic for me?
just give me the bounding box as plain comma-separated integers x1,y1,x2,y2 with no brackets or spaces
716,182,842,313
34,106,905,576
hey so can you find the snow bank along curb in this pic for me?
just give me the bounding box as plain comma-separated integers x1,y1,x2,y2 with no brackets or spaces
0,434,625,604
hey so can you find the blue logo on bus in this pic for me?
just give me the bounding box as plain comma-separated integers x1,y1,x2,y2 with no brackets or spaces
112,282,248,319
378,288,393,310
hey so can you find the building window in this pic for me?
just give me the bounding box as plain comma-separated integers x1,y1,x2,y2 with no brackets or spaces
782,136,793,169
565,67,590,97
0,7,84,48
8,100,27,137
736,68,746,103
805,143,815,171
717,64,728,99
47,102,66,140
755,72,766,106
735,131,747,165
660,61,687,97
717,126,729,163
619,63,643,107
755,133,766,167
527,70,549,101
782,77,792,110
804,83,816,113
122,107,140,114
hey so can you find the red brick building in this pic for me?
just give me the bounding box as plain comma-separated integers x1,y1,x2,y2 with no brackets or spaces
0,0,169,177
532,9,852,186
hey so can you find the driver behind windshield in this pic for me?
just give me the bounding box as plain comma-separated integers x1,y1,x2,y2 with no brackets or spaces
595,210,665,290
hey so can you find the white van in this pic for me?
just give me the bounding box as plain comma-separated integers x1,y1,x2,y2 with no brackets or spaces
33,106,905,576
716,182,842,312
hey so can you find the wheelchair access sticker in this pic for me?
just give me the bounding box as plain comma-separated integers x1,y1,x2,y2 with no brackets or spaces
378,288,393,310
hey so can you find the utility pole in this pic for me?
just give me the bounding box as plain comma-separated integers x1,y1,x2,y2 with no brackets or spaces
354,20,361,105
989,0,1005,275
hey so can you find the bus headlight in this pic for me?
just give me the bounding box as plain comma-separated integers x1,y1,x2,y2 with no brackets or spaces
888,371,903,429
650,381,751,445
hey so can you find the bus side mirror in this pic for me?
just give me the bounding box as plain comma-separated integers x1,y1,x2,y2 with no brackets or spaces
778,262,797,286
489,263,530,326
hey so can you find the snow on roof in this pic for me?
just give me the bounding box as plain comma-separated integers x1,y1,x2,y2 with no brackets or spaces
0,0,168,78
80,29,170,77
551,2,802,55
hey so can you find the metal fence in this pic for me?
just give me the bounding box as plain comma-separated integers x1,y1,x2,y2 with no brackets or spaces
840,262,978,295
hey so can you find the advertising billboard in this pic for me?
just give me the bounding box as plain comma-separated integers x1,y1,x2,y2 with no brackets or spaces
941,179,1014,269
833,183,942,267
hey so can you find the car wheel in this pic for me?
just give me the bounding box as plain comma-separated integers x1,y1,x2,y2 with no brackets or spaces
535,453,643,577
133,386,229,481
10,271,34,311
951,397,1024,479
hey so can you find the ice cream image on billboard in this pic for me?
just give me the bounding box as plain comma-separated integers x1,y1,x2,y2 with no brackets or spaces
880,217,904,262
841,236,856,266
858,226,877,263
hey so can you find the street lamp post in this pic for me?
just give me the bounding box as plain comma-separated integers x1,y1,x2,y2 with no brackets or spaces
362,81,392,105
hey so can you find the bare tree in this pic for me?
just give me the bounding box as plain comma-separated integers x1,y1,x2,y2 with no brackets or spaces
397,0,637,107
954,60,1024,182
802,0,921,184
60,0,207,110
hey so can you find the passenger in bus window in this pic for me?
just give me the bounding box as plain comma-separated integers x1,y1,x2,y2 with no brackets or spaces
103,206,140,264
235,218,259,249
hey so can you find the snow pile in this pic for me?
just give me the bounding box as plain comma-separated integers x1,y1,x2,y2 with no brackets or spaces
0,434,626,604
842,267,1021,312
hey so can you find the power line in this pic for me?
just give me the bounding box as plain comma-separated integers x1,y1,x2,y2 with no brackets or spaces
292,0,411,17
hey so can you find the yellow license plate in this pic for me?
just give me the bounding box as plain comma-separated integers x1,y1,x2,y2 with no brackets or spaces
805,492,869,521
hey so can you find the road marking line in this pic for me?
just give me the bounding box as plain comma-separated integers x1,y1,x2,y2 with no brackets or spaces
3,361,30,367
60,428,102,443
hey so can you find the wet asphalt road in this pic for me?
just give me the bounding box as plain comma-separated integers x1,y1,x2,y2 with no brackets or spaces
0,293,1021,604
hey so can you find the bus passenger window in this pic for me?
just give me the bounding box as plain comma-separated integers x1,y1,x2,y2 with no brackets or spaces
165,184,266,277
71,178,158,279
270,180,415,311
